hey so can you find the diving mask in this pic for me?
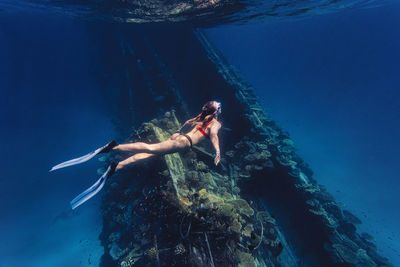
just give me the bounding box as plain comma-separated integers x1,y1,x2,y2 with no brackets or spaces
214,101,222,114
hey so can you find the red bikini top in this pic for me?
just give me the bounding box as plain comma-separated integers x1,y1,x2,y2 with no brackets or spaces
196,119,214,139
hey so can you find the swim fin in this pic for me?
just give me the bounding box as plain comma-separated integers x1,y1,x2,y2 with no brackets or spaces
70,162,117,209
49,140,117,172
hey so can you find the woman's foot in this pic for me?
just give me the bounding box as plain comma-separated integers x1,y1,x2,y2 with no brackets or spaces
99,140,118,154
107,162,117,178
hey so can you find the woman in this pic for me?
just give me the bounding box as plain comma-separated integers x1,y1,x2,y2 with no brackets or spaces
50,101,222,209
113,100,222,170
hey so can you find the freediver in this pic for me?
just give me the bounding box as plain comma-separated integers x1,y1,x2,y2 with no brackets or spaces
50,101,222,209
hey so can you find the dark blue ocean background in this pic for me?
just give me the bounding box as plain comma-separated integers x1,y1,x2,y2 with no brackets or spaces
0,15,113,265
1,1,399,266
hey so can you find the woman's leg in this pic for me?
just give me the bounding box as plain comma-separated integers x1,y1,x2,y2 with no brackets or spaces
113,138,187,155
113,142,150,152
116,153,155,171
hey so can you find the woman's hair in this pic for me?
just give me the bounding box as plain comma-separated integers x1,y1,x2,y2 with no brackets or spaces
194,101,221,127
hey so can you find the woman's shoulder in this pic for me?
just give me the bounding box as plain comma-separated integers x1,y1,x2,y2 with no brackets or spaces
212,118,221,127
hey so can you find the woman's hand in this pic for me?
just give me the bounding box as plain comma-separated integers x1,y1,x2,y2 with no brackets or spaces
185,118,196,125
180,118,195,130
214,152,221,166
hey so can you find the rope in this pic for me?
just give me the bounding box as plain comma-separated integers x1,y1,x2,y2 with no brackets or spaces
179,214,192,240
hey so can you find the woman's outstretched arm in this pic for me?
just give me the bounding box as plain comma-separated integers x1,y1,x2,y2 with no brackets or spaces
209,122,222,165
177,116,199,133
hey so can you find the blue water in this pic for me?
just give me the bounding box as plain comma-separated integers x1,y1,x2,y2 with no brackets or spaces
1,1,399,266
0,14,114,266
206,2,400,265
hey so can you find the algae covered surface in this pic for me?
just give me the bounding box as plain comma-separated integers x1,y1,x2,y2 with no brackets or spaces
99,107,391,266
100,111,283,266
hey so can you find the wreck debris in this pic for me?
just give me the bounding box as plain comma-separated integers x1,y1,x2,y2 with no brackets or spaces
99,106,391,266
100,101,392,266
100,111,284,266
97,28,392,267
194,28,393,267
204,232,215,267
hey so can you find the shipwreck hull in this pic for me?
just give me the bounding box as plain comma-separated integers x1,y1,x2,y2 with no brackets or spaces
94,25,392,267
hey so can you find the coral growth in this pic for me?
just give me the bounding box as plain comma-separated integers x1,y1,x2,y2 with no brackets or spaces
98,110,390,267
99,111,281,267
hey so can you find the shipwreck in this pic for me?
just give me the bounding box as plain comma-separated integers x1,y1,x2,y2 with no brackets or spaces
90,24,393,267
